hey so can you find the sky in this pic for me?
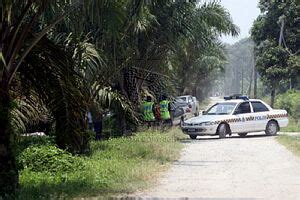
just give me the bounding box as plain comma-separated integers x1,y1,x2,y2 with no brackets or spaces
219,0,260,45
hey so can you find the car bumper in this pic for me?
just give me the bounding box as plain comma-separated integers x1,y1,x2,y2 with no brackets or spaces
278,118,289,128
181,125,218,135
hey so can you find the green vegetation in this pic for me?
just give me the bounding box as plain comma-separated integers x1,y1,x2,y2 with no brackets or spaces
277,135,300,157
274,90,300,132
17,129,185,199
251,0,300,106
281,118,300,132
275,90,300,120
18,145,86,174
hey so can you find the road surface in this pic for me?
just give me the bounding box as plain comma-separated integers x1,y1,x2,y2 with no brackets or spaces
134,133,300,199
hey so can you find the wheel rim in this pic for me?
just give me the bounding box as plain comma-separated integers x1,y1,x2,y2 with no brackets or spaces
268,123,277,135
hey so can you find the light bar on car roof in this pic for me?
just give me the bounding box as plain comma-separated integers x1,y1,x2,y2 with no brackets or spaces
224,95,249,101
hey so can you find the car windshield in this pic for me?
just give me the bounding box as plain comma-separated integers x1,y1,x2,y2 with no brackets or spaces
205,103,237,115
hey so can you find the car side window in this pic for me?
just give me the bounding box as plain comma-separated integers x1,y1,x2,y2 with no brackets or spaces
235,102,251,114
251,102,269,112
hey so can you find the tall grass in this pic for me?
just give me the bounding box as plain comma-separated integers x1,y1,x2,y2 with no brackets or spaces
277,135,300,157
281,118,300,132
17,128,185,199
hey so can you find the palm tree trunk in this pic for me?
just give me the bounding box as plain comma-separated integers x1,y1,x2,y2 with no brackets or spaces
247,61,254,97
0,84,18,196
254,69,257,98
270,88,275,108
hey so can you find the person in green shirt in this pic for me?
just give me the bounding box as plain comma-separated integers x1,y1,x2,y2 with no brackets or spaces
142,96,155,127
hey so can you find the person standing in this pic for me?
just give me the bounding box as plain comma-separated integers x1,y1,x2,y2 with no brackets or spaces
87,111,94,131
143,96,156,127
160,94,172,127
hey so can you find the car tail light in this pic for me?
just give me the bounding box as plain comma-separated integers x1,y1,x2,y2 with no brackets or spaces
186,108,191,112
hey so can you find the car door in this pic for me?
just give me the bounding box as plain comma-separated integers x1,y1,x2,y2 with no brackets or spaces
232,102,252,133
250,101,270,131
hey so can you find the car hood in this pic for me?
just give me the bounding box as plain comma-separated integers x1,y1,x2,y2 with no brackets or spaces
184,115,228,123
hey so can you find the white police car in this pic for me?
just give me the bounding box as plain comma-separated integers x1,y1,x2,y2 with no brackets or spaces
181,95,289,139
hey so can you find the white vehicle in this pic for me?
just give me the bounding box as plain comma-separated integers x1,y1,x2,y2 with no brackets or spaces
176,95,200,116
181,95,289,139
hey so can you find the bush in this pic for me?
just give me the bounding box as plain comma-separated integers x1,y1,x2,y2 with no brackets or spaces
18,145,85,173
275,90,300,120
17,136,55,153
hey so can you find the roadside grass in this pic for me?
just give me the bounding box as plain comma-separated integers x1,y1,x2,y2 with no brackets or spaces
281,118,300,132
277,135,300,157
17,128,185,199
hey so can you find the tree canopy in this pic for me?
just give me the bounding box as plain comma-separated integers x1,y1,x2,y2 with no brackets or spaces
251,0,300,105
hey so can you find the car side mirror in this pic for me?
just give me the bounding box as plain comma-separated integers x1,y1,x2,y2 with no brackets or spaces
202,110,207,115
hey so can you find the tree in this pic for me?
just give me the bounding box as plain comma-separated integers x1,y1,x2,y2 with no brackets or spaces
169,3,239,99
251,0,300,106
0,0,82,196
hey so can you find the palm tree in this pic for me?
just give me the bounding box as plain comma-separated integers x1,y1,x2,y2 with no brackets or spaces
0,0,82,195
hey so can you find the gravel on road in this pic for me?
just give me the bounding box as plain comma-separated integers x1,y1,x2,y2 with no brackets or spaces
134,132,300,200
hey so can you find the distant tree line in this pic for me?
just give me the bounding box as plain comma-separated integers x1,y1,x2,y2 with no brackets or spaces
219,38,255,97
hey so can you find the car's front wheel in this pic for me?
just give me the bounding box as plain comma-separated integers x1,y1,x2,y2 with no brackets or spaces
218,123,228,139
189,135,197,140
265,121,278,136
238,133,248,137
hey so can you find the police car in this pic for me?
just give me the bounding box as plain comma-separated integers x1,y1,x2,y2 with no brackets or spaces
181,95,289,139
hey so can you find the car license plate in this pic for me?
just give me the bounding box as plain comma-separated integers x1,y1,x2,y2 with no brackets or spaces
188,129,195,132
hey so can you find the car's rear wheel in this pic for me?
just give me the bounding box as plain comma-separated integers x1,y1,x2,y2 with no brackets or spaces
265,121,278,136
189,135,197,140
238,133,248,137
218,123,228,139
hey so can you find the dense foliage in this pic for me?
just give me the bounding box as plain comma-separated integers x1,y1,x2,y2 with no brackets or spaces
275,90,300,121
18,145,85,173
251,0,300,106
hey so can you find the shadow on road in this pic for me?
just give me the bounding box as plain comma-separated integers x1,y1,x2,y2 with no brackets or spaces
173,160,232,167
180,133,275,143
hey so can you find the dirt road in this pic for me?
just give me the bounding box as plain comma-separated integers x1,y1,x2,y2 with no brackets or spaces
135,133,300,199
